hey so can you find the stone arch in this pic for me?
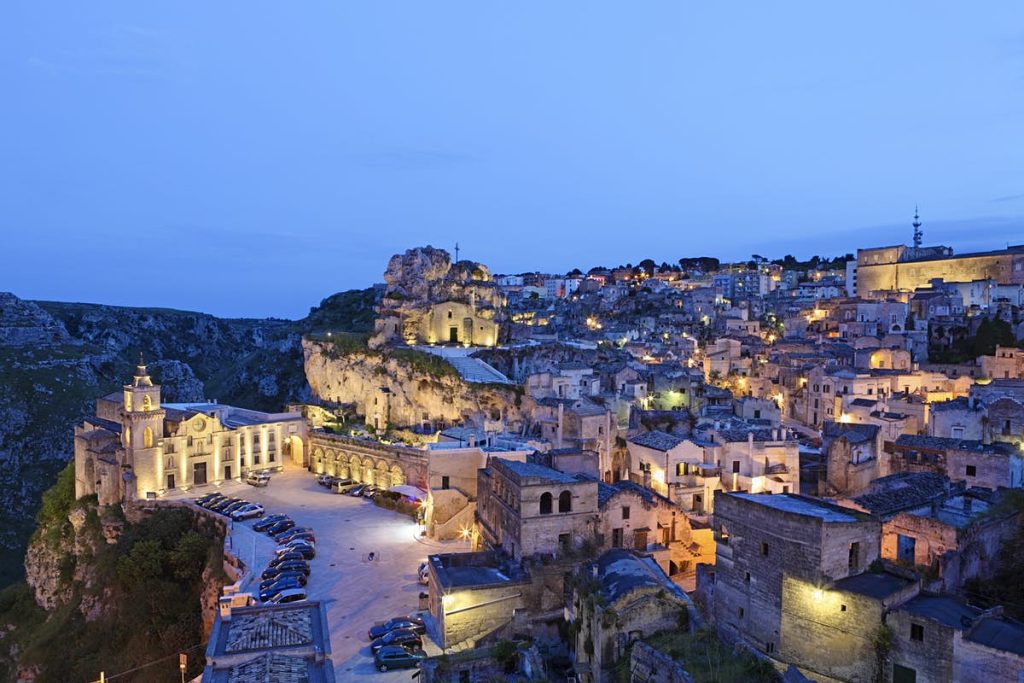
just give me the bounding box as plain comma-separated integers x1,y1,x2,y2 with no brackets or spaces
349,455,362,482
325,449,338,476
335,452,351,480
312,447,325,474
558,490,572,513
539,492,553,515
284,436,305,467
143,426,154,449
362,457,376,484
390,465,405,487
376,460,391,489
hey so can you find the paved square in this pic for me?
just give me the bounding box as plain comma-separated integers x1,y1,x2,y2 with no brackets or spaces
183,467,469,681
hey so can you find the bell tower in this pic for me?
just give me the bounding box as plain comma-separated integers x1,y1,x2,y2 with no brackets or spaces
123,354,165,497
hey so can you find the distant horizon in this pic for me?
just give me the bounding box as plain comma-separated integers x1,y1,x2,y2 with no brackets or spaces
12,216,1021,320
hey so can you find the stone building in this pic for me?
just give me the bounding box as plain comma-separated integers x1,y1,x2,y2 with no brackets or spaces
880,488,1022,592
308,431,426,489
572,549,691,683
853,243,1024,299
476,458,600,561
820,421,882,496
780,570,918,683
979,345,1024,380
887,595,1024,683
75,358,306,504
708,492,881,662
535,398,616,481
626,431,721,513
888,434,1024,490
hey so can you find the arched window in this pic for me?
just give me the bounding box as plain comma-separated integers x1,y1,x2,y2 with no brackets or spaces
142,394,152,411
539,492,553,515
558,490,572,513
143,426,154,449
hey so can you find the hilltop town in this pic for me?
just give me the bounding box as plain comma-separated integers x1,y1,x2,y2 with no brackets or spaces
7,223,1024,683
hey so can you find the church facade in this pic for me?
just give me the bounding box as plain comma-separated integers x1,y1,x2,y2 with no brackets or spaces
74,358,307,504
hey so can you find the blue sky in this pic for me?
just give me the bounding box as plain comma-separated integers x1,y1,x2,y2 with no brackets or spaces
2,2,1022,318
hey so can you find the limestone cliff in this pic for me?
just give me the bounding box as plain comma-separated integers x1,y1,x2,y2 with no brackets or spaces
303,338,525,428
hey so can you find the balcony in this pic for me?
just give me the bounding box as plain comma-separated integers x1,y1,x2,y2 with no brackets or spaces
764,463,789,475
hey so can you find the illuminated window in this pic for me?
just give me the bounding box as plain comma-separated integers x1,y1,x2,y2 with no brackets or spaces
143,427,154,449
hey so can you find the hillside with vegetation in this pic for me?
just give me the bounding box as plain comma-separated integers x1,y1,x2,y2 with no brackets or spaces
0,463,225,682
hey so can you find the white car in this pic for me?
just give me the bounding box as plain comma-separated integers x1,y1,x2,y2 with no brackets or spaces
230,503,265,520
246,471,271,487
275,540,315,555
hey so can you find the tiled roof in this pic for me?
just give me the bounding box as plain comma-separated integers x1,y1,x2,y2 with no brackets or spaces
833,571,912,599
628,430,685,451
496,459,581,484
894,434,1017,455
597,480,673,508
822,422,878,444
851,472,950,517
223,607,313,653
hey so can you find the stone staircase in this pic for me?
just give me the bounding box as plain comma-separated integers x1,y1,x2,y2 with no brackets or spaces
445,355,513,384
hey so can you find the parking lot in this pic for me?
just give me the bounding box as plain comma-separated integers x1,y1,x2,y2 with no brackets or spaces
181,467,470,680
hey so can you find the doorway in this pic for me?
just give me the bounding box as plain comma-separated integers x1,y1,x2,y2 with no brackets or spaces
449,326,459,343
224,465,232,481
166,473,175,490
193,462,207,486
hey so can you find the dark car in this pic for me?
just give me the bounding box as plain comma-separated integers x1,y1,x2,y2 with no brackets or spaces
269,551,308,567
370,629,422,655
275,527,315,544
253,514,289,532
275,543,315,560
259,577,303,602
261,560,310,580
195,493,222,506
374,645,426,672
222,500,250,514
259,571,307,589
265,519,296,535
208,497,238,511
368,616,426,640
348,484,366,497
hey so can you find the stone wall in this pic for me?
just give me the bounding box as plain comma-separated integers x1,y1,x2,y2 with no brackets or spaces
628,642,694,683
857,250,1023,298
308,431,428,489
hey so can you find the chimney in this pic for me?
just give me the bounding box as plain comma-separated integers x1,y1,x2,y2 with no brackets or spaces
218,596,233,622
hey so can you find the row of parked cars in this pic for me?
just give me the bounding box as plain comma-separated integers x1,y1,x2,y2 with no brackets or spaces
368,614,428,672
194,492,265,521
193,491,315,605
254,514,317,604
314,473,387,498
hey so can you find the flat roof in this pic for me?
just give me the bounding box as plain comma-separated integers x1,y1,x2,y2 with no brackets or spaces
901,595,981,629
728,493,864,523
833,572,912,600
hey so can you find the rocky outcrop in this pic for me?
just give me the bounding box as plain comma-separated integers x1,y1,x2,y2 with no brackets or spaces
304,339,525,428
0,293,71,347
369,246,506,348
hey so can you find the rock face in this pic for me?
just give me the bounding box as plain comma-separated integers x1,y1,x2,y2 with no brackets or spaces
303,339,523,428
369,246,506,348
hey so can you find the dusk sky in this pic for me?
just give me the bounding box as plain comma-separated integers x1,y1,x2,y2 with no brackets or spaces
3,2,1023,318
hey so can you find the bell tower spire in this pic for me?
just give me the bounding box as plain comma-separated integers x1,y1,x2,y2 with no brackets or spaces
912,205,923,248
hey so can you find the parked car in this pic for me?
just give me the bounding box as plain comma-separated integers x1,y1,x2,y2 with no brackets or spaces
261,560,310,580
253,514,288,532
348,484,366,497
275,527,315,544
230,503,265,521
269,551,308,568
360,485,380,498
259,577,303,601
315,473,335,487
265,519,296,535
267,588,306,604
259,571,307,589
374,645,426,672
370,629,422,655
368,616,426,640
280,538,315,551
195,493,222,506
331,478,355,494
418,562,430,585
275,543,315,560
209,497,239,512
246,470,271,487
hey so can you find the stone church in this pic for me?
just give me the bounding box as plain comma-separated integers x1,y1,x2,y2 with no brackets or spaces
74,357,307,504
